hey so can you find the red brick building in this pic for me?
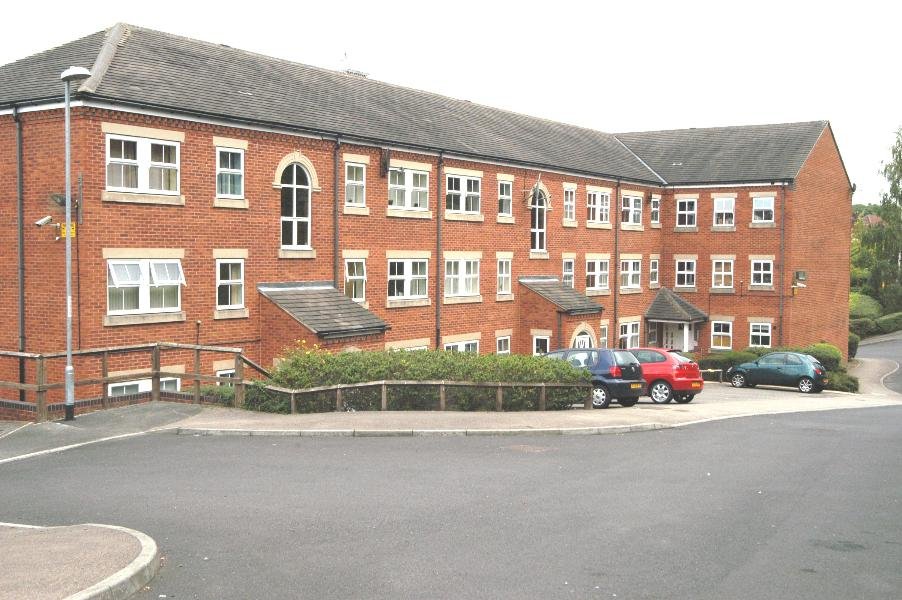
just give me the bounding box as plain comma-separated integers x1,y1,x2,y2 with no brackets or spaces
0,24,852,401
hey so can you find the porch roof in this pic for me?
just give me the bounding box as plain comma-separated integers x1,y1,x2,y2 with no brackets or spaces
518,277,603,315
645,288,708,323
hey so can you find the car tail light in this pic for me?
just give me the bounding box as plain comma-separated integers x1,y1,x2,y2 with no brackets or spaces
814,368,823,375
609,365,622,377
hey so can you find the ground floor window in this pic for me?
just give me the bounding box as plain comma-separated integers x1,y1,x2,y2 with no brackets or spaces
108,377,179,397
533,336,550,355
216,369,236,387
619,322,640,349
711,321,733,350
599,325,608,348
749,322,772,347
647,323,658,346
444,340,479,353
496,336,510,355
573,331,592,349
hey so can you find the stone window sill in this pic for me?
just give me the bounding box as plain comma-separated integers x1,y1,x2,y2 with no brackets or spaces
709,288,735,294
562,219,578,228
586,289,611,297
650,223,662,229
386,208,432,219
103,191,185,206
675,286,697,293
749,222,776,229
496,215,515,224
529,251,549,260
344,205,370,216
444,212,484,222
386,298,431,309
279,248,316,259
673,226,698,233
619,288,642,295
213,197,248,209
711,225,736,232
444,295,482,305
496,294,514,302
649,283,661,289
588,222,612,230
104,311,186,327
214,308,250,320
620,223,644,231
748,285,775,291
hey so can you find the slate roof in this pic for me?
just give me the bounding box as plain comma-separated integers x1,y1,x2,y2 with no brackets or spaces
258,282,389,339
645,288,708,323
518,277,603,315
615,121,828,185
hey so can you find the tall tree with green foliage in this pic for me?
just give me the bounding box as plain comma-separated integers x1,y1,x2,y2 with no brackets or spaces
851,128,902,312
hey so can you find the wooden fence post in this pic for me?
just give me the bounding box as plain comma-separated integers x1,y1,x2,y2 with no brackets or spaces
538,383,546,411
381,382,388,411
35,356,47,423
439,382,446,411
584,385,593,410
101,351,109,409
151,346,161,403
335,387,343,411
193,348,201,404
289,392,296,414
234,354,245,408
496,384,503,411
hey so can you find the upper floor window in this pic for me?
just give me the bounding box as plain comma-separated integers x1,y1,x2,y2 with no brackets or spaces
106,135,179,194
389,168,429,210
621,195,642,224
345,259,366,302
650,196,660,224
751,260,773,285
445,259,480,297
388,259,428,299
753,196,775,223
107,259,185,315
216,148,244,198
497,259,511,295
280,164,311,248
562,259,575,288
563,188,575,221
677,198,697,227
345,163,366,206
649,259,659,285
216,259,244,310
712,260,734,288
530,190,547,252
586,260,609,291
713,197,734,226
676,260,696,288
498,181,512,216
620,259,641,289
587,191,609,223
446,175,480,213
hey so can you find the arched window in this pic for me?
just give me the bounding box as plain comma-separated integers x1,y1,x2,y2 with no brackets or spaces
530,190,547,251
280,164,311,248
574,331,593,349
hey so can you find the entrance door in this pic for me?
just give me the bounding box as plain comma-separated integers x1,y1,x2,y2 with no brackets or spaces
663,324,680,350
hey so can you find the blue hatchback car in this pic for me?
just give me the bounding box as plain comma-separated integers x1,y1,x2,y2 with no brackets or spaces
543,348,645,408
727,352,828,393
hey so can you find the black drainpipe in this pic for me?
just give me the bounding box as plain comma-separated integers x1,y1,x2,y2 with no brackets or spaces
612,181,621,347
557,312,563,350
332,137,341,288
435,152,444,349
14,106,26,402
778,183,787,346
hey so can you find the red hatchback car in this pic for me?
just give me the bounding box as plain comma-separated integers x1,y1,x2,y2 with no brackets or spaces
629,348,704,403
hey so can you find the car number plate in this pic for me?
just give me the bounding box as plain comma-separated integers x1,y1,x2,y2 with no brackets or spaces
630,383,642,389
691,382,701,388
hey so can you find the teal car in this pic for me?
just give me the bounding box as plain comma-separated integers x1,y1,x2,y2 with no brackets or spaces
726,352,828,393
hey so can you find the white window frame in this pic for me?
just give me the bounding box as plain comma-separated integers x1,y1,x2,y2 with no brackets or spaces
445,259,480,297
446,175,481,214
677,198,697,227
620,259,641,290
650,196,660,224
530,193,547,252
216,259,244,310
619,322,640,349
497,259,511,295
496,336,511,355
649,259,659,286
107,259,184,315
621,195,642,224
562,259,575,288
498,181,512,217
586,260,610,291
345,162,366,206
532,336,550,356
108,377,179,397
563,188,575,221
752,196,775,223
215,147,244,199
280,164,312,249
216,369,236,387
389,168,429,210
106,134,180,195
573,332,593,349
751,260,774,286
444,340,479,353
344,258,366,303
711,321,733,350
587,191,609,224
676,260,696,288
599,325,608,348
713,197,734,226
749,323,772,348
711,260,734,289
388,259,428,300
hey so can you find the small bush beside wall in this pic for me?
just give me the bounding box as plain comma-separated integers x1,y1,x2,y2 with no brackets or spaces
850,318,877,338
849,292,883,320
875,312,902,334
848,333,860,358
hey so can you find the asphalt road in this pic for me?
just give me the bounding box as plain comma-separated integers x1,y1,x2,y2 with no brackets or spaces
858,337,902,394
2,407,901,599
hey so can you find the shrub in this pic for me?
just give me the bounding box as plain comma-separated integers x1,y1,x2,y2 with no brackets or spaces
848,333,860,359
875,312,902,334
199,384,235,406
825,370,859,393
803,343,843,371
849,292,883,319
849,317,877,337
697,351,758,371
878,283,902,314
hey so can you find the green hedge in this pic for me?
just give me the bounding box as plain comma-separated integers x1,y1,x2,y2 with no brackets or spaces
850,317,877,337
848,333,860,359
699,342,844,372
697,351,758,371
849,292,883,319
825,370,859,393
875,312,902,334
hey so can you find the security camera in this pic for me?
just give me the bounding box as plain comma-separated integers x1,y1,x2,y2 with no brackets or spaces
35,216,53,227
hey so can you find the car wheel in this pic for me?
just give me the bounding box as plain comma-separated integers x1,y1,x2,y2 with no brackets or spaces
591,385,611,409
649,381,673,403
674,394,694,404
730,372,747,388
619,397,638,407
798,377,815,393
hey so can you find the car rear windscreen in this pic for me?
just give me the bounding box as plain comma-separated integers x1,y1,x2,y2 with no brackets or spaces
613,351,638,366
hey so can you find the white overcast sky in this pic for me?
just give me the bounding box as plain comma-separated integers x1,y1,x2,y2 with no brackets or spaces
3,0,898,203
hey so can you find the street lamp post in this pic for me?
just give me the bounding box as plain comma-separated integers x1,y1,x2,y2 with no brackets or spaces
60,66,91,421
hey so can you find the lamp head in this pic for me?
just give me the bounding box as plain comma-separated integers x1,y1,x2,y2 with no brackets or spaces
60,66,91,83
